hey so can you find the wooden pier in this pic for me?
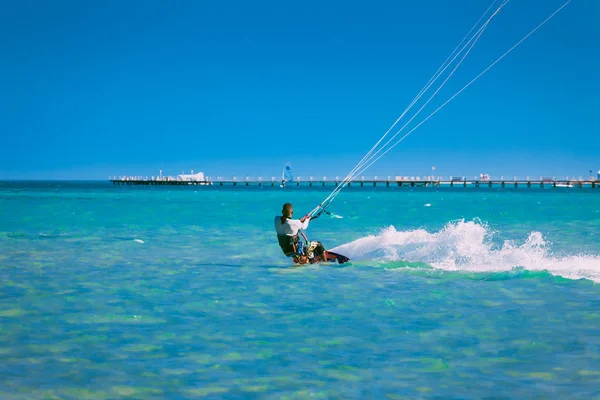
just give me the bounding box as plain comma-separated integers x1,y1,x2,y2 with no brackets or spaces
110,177,600,189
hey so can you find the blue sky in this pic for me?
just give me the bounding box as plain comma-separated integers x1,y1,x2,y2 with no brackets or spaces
0,0,598,180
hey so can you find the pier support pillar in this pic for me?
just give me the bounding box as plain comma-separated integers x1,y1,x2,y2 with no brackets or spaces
386,181,389,187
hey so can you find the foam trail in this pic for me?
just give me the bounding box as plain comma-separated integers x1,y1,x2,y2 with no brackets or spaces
331,220,600,282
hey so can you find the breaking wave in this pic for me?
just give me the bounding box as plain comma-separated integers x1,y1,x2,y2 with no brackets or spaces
331,220,600,282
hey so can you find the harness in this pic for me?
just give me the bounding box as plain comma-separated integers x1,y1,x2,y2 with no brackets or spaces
277,217,303,256
277,233,301,256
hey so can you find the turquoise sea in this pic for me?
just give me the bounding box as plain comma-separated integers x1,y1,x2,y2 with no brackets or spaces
1,181,600,399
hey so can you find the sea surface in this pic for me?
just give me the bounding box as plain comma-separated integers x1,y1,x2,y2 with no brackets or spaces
1,181,600,399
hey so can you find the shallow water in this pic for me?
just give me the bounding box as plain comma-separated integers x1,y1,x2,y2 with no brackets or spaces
1,181,599,398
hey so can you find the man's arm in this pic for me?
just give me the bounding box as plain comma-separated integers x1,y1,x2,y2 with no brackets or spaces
300,216,311,230
283,218,310,234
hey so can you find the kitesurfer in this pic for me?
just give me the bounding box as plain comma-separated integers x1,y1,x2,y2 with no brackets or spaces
274,203,328,264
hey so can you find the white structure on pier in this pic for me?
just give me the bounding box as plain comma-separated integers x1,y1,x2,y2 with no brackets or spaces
177,170,205,182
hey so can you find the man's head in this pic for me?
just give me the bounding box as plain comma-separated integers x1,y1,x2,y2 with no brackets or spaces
282,203,293,218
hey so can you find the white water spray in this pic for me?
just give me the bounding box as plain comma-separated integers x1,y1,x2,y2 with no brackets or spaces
332,220,600,282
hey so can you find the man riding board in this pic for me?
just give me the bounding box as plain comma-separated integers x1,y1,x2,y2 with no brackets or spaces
274,203,329,264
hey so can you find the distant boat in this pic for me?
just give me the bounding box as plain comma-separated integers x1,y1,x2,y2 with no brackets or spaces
555,183,573,188
280,163,293,187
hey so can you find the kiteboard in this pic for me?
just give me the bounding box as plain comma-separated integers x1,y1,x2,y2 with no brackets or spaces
299,239,349,265
318,251,350,264
296,250,349,265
